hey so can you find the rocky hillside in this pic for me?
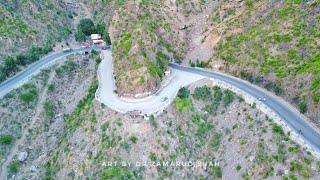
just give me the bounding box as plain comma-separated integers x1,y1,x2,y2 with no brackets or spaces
109,0,211,97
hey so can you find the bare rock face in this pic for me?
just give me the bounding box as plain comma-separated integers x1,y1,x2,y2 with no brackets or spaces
17,151,28,162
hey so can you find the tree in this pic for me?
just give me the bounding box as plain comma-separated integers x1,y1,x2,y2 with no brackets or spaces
78,18,95,36
96,22,106,34
177,87,190,99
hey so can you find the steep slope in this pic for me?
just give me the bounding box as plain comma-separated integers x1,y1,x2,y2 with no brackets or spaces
109,0,211,97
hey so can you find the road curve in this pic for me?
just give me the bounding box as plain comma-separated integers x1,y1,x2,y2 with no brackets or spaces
0,47,319,157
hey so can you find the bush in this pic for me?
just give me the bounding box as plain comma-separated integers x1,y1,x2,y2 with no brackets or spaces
192,86,212,101
20,88,38,105
174,97,191,112
298,100,307,114
43,100,54,118
272,124,284,134
0,134,13,145
149,115,157,128
236,165,242,171
177,87,190,99
209,166,222,178
8,161,20,174
129,136,138,144
223,89,235,107
100,167,134,180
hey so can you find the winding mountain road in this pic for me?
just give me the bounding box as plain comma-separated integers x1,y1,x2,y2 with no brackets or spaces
1,47,319,158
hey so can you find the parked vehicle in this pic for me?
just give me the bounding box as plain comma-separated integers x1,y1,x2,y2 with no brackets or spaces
63,48,72,53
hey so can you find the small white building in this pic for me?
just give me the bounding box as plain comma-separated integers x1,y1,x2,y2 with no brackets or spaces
91,34,104,44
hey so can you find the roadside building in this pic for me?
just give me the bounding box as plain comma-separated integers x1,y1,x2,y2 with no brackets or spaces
91,34,104,45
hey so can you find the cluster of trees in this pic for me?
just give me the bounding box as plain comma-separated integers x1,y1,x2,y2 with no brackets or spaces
75,18,110,43
0,45,52,82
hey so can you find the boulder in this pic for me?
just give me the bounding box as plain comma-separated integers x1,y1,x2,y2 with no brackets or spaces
17,151,28,162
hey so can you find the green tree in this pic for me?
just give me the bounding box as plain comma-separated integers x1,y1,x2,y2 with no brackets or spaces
78,18,95,36
177,87,190,99
96,22,106,35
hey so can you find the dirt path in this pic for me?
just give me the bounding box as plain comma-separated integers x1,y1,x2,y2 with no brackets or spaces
0,71,55,179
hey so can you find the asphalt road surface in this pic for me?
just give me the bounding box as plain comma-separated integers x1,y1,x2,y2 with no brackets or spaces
0,47,319,156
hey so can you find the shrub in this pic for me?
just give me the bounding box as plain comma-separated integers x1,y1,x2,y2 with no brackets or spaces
192,86,212,101
209,166,222,178
288,146,300,153
129,136,138,144
8,161,20,174
0,134,13,145
223,89,235,107
177,87,190,99
298,100,307,114
174,97,191,112
149,114,157,128
100,167,134,180
236,165,242,171
20,89,38,105
43,100,54,118
272,124,284,134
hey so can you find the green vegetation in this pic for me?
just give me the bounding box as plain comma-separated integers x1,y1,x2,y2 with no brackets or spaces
177,87,190,99
8,161,20,174
174,97,191,112
209,165,222,178
298,99,307,114
55,61,77,75
129,136,138,144
77,18,95,36
75,18,110,42
192,86,212,100
149,114,157,128
223,89,235,107
272,124,284,134
43,100,54,118
65,80,98,133
0,6,30,38
191,114,214,140
0,45,52,82
189,60,209,68
100,166,135,179
19,84,38,106
0,134,13,145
